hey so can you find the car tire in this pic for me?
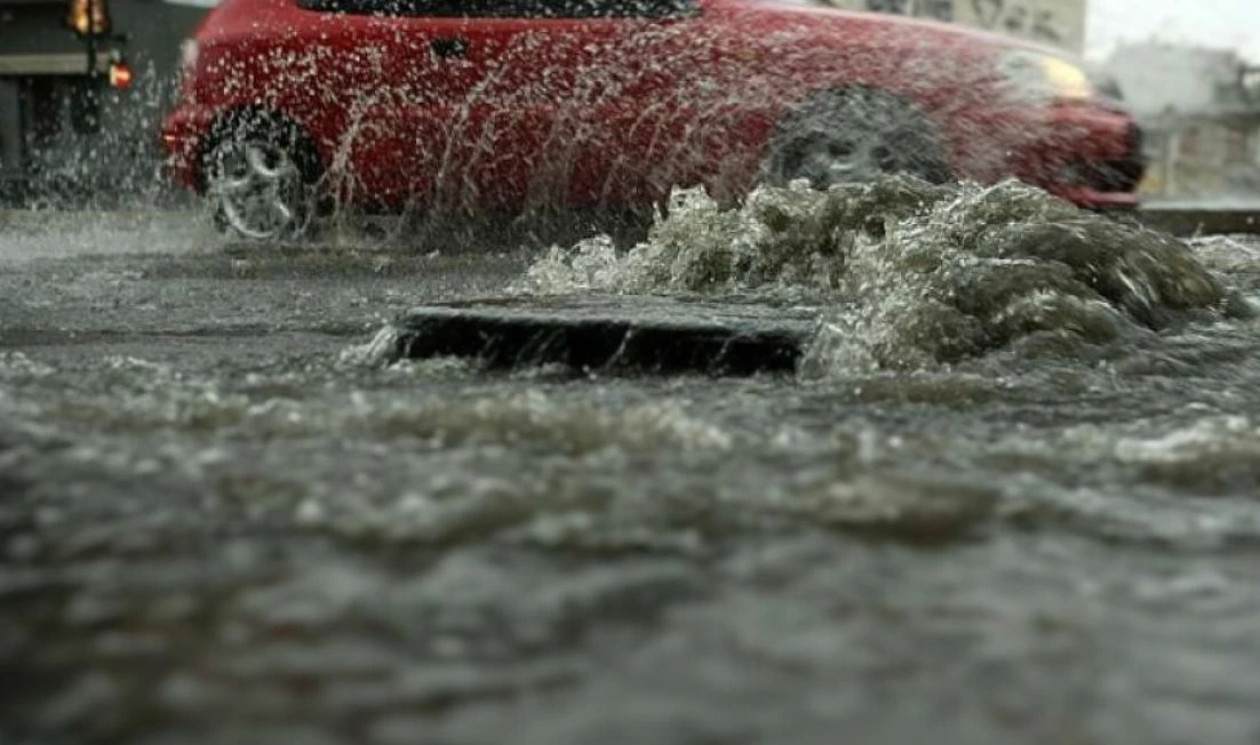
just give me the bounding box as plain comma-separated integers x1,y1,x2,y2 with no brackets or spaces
764,87,951,188
201,112,323,242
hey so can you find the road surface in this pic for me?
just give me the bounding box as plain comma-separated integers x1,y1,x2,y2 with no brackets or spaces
3,185,1260,745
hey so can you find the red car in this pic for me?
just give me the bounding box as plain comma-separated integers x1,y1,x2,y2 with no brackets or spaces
161,0,1145,240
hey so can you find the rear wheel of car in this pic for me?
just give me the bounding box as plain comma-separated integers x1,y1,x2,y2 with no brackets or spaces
764,87,951,188
201,114,322,242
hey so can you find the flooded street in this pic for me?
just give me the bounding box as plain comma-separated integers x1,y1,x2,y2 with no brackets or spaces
4,183,1260,744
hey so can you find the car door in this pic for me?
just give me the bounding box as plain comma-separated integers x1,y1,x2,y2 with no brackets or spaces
315,0,757,212
289,0,482,206
505,0,775,209
568,0,773,205
303,0,587,213
410,0,735,212
405,2,602,212
399,0,643,212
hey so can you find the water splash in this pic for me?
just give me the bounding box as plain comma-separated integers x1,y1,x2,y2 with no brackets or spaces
521,176,1250,372
1189,235,1260,276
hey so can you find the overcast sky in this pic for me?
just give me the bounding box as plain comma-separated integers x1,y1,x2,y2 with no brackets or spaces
1087,0,1260,62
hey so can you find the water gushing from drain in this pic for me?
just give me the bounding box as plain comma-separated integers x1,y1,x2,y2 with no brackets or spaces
521,176,1250,373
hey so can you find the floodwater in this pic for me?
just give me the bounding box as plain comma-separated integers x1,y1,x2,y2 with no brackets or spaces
3,179,1260,744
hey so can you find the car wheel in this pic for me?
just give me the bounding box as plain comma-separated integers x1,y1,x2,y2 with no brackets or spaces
765,87,951,188
202,115,321,242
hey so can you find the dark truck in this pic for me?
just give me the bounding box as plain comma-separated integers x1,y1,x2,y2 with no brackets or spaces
0,0,208,203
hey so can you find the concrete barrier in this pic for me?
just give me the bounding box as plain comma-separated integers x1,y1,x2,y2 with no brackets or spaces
1137,203,1260,237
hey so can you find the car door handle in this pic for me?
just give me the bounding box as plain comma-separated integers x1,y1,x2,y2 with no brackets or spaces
430,36,468,59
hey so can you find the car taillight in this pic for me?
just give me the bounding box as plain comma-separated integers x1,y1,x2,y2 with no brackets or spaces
108,59,132,89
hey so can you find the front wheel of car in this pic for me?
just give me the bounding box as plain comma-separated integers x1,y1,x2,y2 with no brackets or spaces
202,116,321,242
764,88,952,188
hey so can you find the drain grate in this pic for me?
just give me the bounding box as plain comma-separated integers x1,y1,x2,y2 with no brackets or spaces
386,295,821,376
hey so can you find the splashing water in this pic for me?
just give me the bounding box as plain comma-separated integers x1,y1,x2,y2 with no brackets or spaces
520,176,1251,372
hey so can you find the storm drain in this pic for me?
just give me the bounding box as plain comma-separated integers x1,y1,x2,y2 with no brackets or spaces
382,296,820,376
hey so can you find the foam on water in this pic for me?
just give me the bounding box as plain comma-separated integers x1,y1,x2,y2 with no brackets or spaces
521,177,1250,372
1189,234,1260,275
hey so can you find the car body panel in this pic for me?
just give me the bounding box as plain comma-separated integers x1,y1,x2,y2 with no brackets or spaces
161,0,1144,212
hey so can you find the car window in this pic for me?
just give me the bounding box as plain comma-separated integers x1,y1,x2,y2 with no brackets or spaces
297,0,698,19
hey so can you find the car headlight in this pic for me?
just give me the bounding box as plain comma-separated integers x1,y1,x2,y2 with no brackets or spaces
997,50,1095,102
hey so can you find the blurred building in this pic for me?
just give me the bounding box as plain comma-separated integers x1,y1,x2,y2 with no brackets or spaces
1102,43,1260,199
819,0,1086,54
0,0,208,203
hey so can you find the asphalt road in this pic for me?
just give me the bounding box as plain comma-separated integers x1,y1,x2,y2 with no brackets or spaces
4,197,1260,745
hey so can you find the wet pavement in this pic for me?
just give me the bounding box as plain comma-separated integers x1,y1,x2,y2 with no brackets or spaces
3,182,1260,744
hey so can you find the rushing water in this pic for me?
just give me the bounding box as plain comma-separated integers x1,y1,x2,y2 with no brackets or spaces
3,181,1260,744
